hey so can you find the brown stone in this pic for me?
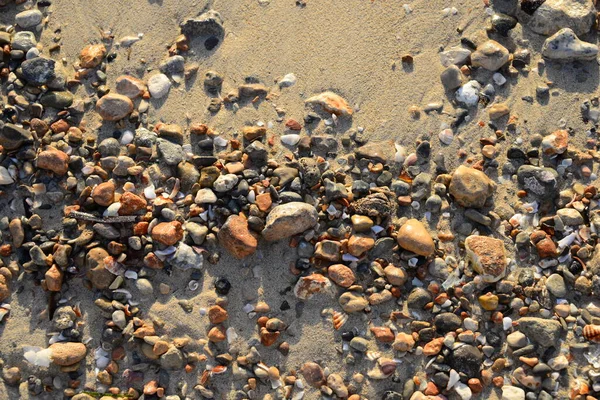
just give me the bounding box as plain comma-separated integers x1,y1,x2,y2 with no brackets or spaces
116,75,146,99
0,274,10,302
327,264,355,288
300,362,325,387
384,265,408,286
465,235,506,282
255,193,272,212
118,191,147,215
294,273,332,300
347,234,375,257
96,94,134,121
305,91,353,116
86,247,114,290
449,165,494,208
393,332,415,352
242,126,266,141
536,237,557,258
488,103,509,120
370,327,395,343
37,147,69,175
207,326,226,342
217,215,257,259
208,305,228,324
92,182,115,206
79,44,106,68
45,265,63,292
50,342,87,366
152,221,184,246
260,327,280,346
423,337,444,356
397,219,435,256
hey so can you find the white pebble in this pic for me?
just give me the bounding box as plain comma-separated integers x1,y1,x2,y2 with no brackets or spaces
148,73,171,99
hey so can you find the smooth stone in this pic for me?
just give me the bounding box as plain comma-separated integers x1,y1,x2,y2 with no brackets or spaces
148,73,171,99
40,91,74,109
0,123,33,150
218,215,257,259
545,274,566,297
15,10,43,28
517,317,562,347
96,94,134,121
440,65,463,90
455,81,481,107
396,219,435,257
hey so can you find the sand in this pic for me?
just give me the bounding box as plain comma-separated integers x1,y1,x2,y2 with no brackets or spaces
0,0,599,399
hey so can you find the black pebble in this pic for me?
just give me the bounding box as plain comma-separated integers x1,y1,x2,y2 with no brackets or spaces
215,277,231,295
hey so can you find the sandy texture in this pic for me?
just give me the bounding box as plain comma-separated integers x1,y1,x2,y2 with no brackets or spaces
0,0,599,399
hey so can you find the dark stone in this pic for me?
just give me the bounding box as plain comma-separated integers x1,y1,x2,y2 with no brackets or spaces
0,123,33,150
20,57,56,86
434,312,462,333
448,345,482,377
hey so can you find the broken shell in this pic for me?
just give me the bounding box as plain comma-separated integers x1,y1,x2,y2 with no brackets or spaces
439,128,454,145
366,351,381,361
332,311,348,330
583,325,600,342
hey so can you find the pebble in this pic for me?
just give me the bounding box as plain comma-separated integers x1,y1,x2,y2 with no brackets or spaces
20,57,56,86
541,28,598,61
79,44,106,68
449,165,494,208
305,91,353,116
96,94,134,121
440,65,463,90
528,0,595,36
37,147,69,175
49,342,87,366
327,264,355,288
545,274,566,297
15,10,43,29
471,40,509,71
455,81,482,107
262,202,318,241
464,235,507,282
148,73,172,98
397,219,435,256
218,215,257,259
116,75,146,98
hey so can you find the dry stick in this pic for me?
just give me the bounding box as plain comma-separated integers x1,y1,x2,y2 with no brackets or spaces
68,211,138,224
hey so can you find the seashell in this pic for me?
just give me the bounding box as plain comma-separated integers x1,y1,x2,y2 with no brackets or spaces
332,311,348,330
378,358,398,376
281,134,301,146
188,280,199,291
211,365,227,375
103,256,126,275
438,128,454,145
366,351,381,361
583,324,600,342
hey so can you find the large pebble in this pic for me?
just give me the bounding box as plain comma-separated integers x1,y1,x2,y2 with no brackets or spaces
541,28,598,61
396,219,434,257
262,202,318,241
49,342,87,366
96,94,134,121
528,0,595,36
464,235,506,282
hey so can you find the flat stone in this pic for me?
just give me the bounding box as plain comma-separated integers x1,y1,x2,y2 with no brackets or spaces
96,94,134,121
294,273,332,300
327,264,355,288
116,75,146,98
541,130,569,155
545,273,566,297
218,215,257,259
355,141,396,164
528,0,595,36
262,202,318,241
0,123,32,150
542,28,598,61
464,235,506,282
11,31,36,51
15,10,43,29
305,91,353,116
148,73,171,99
152,221,184,246
49,342,87,366
40,91,74,109
169,242,203,270
440,65,463,90
517,317,562,347
37,147,69,175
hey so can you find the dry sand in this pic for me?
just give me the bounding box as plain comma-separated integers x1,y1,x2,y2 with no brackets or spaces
0,0,599,399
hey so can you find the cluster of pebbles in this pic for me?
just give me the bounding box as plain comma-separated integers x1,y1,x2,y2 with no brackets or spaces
0,0,600,400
